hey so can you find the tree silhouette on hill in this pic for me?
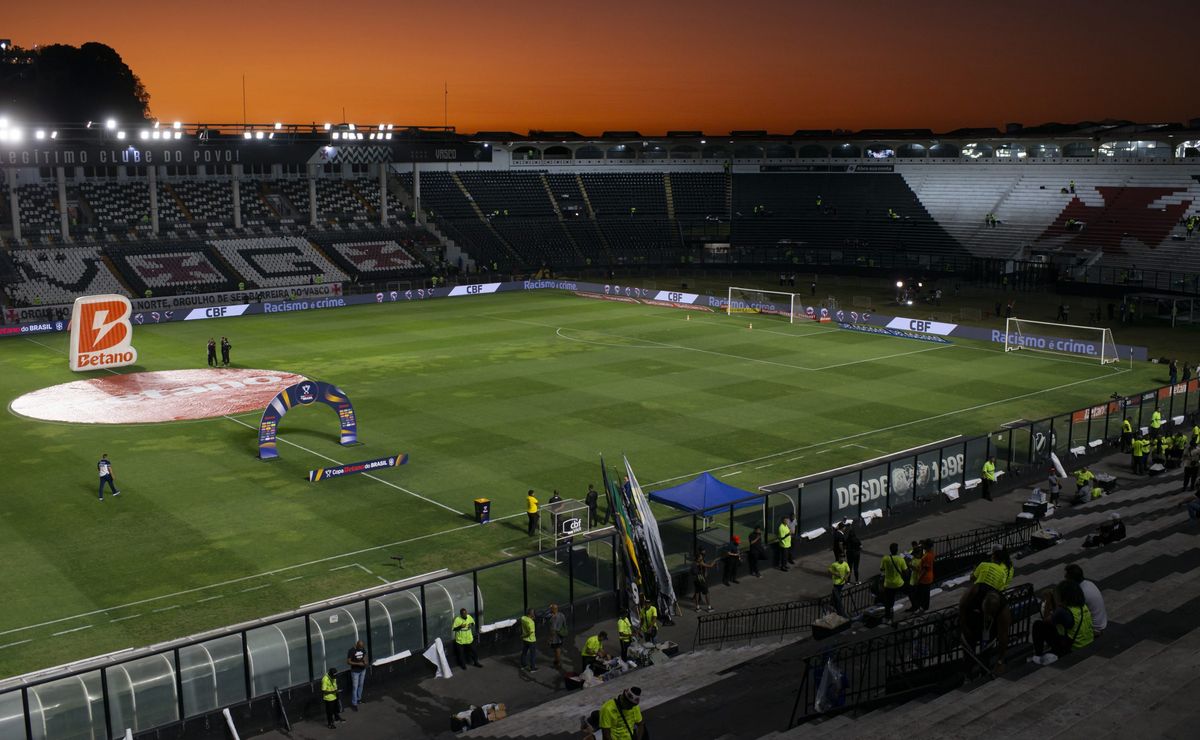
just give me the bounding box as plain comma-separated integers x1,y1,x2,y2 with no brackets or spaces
0,42,150,123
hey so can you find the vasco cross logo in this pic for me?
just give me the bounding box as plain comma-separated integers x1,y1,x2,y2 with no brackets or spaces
69,294,138,372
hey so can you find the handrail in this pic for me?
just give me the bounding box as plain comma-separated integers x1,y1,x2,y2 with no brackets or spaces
787,583,1037,728
694,520,1039,648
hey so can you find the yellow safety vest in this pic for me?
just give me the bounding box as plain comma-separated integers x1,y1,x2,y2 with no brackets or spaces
1122,420,1132,433
583,634,602,657
617,617,632,641
321,674,338,702
829,560,850,586
452,615,475,645
778,523,792,549
1151,411,1162,429
641,605,658,630
1060,606,1094,649
519,615,536,643
982,461,996,482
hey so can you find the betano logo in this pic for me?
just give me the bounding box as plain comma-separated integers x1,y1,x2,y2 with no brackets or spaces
70,294,138,372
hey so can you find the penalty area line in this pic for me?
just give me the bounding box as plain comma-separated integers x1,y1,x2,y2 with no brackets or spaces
222,415,464,516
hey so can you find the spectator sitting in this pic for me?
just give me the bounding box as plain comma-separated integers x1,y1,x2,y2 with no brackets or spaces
1064,564,1107,636
1030,581,1094,665
1083,512,1126,548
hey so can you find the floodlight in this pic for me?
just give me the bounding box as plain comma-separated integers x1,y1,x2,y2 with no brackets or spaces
324,122,332,130
50,131,57,139
268,132,275,139
35,130,45,140
139,130,149,140
116,131,125,140
106,118,117,130
173,131,181,139
173,121,181,130
387,124,394,130
0,117,9,128
896,281,904,288
348,123,356,131
243,131,251,139
385,133,392,140
274,122,282,130
332,132,340,140
378,124,384,130
151,131,160,139
10,128,22,142
255,131,264,140
153,121,160,129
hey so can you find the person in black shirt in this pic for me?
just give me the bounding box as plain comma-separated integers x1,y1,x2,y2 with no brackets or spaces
346,640,367,709
220,337,231,367
207,338,217,367
584,484,598,526
845,524,863,583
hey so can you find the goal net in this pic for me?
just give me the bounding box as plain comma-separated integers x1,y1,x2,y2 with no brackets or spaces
726,287,799,323
1003,318,1121,364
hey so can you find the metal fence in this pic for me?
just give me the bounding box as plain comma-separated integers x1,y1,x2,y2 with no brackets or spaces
787,583,1038,727
694,520,1039,648
757,379,1200,533
0,532,619,740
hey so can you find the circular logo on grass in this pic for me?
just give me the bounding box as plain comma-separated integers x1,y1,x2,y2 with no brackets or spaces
10,369,306,424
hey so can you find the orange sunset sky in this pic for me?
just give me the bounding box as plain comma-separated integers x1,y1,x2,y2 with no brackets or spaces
4,0,1195,134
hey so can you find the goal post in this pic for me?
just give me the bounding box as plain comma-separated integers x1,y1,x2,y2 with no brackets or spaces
1003,317,1121,365
726,287,799,323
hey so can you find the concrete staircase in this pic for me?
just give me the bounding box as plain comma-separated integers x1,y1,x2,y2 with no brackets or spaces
464,639,801,738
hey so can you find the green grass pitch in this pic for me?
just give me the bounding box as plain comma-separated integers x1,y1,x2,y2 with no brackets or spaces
0,290,1157,677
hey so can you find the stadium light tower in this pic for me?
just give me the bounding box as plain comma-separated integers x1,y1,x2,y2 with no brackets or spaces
105,118,117,130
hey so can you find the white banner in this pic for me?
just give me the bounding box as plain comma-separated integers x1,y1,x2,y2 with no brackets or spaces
184,305,251,321
652,290,700,304
447,282,501,297
885,317,958,336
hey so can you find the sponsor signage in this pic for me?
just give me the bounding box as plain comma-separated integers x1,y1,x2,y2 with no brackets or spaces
838,322,952,344
885,317,958,336
8,283,342,325
560,517,584,536
652,290,700,304
759,164,895,173
69,294,138,372
309,453,408,482
832,452,965,515
259,380,358,460
447,282,502,297
185,304,250,321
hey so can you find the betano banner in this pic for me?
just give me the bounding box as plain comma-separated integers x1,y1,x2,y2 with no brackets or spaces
68,294,138,372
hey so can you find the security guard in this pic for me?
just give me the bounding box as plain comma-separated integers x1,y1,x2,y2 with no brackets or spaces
639,599,659,644
451,607,482,669
321,667,344,728
1120,418,1133,452
1132,435,1148,475
776,516,793,571
1150,409,1163,438
982,456,997,501
526,490,539,537
518,608,538,672
829,552,851,618
617,613,633,661
581,630,609,672
1074,466,1094,498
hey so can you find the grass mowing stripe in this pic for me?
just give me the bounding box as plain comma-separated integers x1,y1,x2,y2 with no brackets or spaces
643,365,1129,488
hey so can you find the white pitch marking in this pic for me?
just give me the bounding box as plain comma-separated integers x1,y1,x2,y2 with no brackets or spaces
376,577,391,585
754,464,774,469
725,471,744,477
196,595,224,603
152,605,181,613
240,584,271,593
816,449,832,455
330,564,357,571
787,456,806,462
109,614,142,623
283,576,305,583
222,415,464,515
0,639,33,650
52,625,93,636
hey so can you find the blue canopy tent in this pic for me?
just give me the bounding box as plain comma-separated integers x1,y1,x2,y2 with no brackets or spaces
649,472,760,516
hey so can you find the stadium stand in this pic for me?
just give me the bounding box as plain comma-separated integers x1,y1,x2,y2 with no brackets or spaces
14,184,62,235
316,235,425,279
6,246,127,306
110,243,237,295
170,180,232,225
669,171,727,217
79,180,186,230
208,237,348,288
731,172,963,259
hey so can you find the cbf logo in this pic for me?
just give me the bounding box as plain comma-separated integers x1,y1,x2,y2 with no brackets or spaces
298,383,317,404
69,294,138,372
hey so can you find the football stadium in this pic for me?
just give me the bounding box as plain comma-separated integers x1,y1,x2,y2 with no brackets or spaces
3,16,1200,740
